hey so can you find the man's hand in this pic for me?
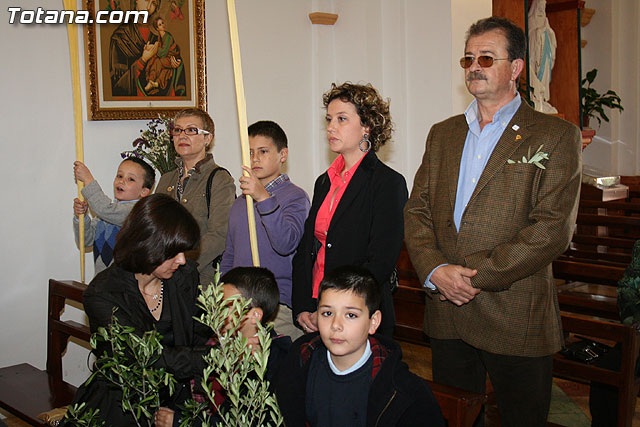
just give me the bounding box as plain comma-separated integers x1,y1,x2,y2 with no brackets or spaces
431,264,480,306
246,335,262,353
239,166,270,202
297,311,318,333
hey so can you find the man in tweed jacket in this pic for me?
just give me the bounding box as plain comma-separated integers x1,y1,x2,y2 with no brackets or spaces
404,17,581,426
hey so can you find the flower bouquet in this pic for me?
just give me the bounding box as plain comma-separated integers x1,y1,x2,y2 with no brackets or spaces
122,117,177,175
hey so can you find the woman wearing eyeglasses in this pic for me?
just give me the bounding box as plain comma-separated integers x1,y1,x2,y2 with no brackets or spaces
156,108,235,287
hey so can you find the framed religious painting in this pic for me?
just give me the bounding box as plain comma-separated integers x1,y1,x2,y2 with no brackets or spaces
85,0,207,120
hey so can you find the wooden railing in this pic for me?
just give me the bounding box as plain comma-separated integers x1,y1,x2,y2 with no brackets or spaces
0,279,88,425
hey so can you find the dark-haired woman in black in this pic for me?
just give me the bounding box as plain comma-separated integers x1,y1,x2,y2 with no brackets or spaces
66,194,209,426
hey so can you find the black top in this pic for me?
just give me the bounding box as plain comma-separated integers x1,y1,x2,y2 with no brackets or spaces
292,151,408,336
64,261,210,426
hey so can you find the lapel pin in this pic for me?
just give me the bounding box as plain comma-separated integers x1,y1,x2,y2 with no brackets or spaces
167,186,174,192
512,124,520,131
515,135,522,141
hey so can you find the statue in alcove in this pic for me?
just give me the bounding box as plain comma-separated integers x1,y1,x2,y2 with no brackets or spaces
528,0,558,113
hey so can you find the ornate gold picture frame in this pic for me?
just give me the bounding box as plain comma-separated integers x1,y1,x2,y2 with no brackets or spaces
85,0,206,120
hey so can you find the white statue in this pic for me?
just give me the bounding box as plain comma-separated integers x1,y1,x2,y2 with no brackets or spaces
528,0,558,113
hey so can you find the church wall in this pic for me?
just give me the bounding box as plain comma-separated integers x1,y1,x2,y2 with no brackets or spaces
581,0,640,176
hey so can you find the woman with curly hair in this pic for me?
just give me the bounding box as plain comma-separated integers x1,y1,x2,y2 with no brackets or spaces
292,82,408,337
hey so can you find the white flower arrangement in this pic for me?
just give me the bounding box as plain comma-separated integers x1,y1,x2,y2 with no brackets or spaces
122,116,177,175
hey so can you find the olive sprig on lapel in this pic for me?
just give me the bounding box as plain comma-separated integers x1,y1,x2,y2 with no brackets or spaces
507,144,550,169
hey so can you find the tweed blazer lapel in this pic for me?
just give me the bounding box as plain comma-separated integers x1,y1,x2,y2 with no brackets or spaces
466,102,535,209
445,117,469,212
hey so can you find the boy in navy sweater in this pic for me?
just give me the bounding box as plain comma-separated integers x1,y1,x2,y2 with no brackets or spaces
275,266,444,426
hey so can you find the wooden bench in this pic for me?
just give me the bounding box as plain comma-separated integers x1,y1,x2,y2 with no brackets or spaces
553,312,640,427
554,281,619,320
621,176,640,201
552,182,640,320
0,279,89,425
549,181,640,426
393,243,640,426
427,380,486,427
553,192,640,286
394,243,431,345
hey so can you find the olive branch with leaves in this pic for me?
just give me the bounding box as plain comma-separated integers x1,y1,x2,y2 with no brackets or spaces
179,270,283,427
507,144,549,169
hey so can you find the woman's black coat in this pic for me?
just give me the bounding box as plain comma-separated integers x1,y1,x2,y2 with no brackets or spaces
292,150,408,336
64,261,209,426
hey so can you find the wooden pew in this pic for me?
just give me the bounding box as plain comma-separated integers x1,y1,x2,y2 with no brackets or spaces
554,312,640,427
552,182,640,320
0,279,89,425
393,244,640,426
554,281,619,320
427,380,486,427
553,197,640,287
549,180,640,426
621,176,640,201
395,243,430,345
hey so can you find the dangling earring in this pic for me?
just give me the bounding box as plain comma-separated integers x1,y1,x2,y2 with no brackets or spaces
359,133,371,153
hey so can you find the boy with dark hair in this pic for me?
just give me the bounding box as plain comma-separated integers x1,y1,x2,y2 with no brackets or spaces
275,265,444,426
220,266,282,335
219,267,292,378
73,158,156,275
155,266,291,427
220,120,310,340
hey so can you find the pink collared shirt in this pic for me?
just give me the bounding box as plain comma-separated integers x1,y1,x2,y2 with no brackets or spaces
311,154,366,298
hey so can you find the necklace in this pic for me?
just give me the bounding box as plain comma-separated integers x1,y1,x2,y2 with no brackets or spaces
149,282,164,313
176,165,196,200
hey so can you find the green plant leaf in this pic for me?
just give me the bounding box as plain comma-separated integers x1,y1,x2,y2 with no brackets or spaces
181,275,283,426
581,68,623,127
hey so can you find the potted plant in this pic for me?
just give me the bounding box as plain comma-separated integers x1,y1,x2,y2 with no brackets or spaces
581,68,624,128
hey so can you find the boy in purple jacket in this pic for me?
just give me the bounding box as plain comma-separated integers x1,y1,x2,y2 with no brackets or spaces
220,120,310,339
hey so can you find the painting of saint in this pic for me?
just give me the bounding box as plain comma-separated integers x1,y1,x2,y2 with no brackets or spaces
169,0,184,20
108,0,187,98
87,0,205,119
143,17,184,94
